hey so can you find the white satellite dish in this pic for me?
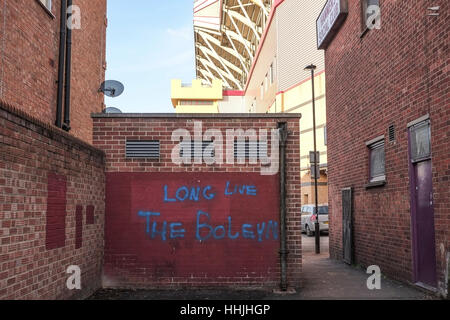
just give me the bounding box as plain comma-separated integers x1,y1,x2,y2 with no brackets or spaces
100,80,125,98
103,107,123,114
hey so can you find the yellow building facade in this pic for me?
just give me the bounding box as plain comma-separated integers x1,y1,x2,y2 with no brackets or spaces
171,79,222,114
267,71,328,205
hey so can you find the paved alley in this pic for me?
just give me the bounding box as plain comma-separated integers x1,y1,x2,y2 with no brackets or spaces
89,235,434,300
297,234,434,300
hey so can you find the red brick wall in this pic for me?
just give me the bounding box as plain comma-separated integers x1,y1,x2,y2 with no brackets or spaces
0,0,107,143
92,115,302,289
0,101,105,299
324,0,449,295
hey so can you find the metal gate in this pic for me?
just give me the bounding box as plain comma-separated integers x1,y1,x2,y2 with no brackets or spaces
342,188,353,265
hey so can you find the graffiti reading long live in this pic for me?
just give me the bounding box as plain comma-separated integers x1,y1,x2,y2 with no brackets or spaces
137,181,279,242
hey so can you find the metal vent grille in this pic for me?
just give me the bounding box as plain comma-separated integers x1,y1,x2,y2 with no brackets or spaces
234,140,268,159
389,125,396,142
180,141,214,158
126,140,160,159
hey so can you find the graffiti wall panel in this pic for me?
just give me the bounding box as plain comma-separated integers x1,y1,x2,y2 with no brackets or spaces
104,172,281,286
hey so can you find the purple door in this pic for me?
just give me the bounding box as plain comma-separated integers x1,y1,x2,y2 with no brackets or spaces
413,160,437,287
409,119,437,288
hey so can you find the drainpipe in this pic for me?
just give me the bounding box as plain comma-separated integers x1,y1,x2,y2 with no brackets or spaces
278,122,289,291
55,0,68,128
62,0,73,132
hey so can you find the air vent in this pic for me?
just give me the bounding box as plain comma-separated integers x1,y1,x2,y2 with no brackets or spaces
234,140,268,159
388,125,396,142
180,141,214,158
126,140,160,159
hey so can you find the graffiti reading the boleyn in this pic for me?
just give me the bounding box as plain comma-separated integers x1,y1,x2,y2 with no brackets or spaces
138,182,279,242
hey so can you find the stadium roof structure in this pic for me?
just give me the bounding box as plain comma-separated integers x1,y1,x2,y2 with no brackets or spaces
193,0,273,90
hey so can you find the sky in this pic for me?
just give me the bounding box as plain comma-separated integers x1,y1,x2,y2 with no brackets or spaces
105,0,196,113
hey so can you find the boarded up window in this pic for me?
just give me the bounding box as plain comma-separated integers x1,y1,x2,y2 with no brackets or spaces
86,205,95,225
46,173,67,250
75,205,83,249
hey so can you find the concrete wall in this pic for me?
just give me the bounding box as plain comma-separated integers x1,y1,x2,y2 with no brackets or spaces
0,0,107,143
324,0,449,297
0,101,105,299
92,114,302,289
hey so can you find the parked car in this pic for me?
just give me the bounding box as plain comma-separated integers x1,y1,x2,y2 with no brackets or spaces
301,204,329,236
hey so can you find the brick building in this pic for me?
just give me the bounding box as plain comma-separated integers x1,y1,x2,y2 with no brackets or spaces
92,114,302,289
0,101,105,299
319,0,449,296
0,0,107,143
0,0,107,299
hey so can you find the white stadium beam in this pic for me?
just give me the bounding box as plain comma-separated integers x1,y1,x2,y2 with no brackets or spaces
236,0,261,41
198,56,233,88
197,68,214,85
194,0,273,89
197,44,243,90
197,30,250,66
196,43,243,75
198,57,242,89
224,31,249,74
249,0,269,17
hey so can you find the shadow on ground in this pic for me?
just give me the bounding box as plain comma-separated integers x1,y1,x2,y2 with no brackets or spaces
88,235,436,300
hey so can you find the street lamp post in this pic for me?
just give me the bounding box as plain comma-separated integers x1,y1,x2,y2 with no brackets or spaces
305,64,320,255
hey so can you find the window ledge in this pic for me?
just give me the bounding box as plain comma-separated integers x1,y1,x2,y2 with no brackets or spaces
36,0,55,19
365,180,386,189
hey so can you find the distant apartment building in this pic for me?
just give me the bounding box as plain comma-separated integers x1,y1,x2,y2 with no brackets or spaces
319,0,449,297
0,0,107,143
192,0,327,204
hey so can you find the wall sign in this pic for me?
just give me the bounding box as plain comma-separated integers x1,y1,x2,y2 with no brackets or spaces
317,0,348,50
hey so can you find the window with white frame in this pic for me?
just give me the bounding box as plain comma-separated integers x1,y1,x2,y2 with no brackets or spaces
367,137,386,183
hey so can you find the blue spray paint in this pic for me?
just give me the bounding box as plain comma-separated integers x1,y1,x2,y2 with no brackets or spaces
224,182,258,197
164,185,216,202
138,211,185,241
195,210,279,242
